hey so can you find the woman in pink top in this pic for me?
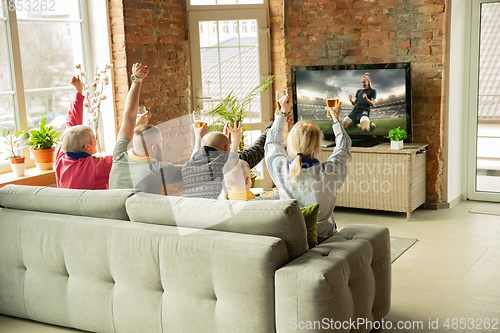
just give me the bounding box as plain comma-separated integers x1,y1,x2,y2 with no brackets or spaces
55,76,117,189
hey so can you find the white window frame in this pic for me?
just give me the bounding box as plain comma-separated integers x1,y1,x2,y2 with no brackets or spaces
465,0,500,202
188,2,272,132
0,0,115,174
188,1,272,187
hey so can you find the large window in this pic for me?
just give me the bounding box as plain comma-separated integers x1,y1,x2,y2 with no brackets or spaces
188,0,272,185
0,1,86,170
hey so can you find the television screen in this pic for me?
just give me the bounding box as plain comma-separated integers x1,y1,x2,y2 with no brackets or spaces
291,63,412,146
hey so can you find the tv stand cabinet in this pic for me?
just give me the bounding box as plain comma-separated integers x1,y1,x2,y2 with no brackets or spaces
318,143,428,221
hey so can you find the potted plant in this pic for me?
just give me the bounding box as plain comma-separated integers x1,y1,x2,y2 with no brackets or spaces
388,127,407,150
19,115,61,170
208,75,275,151
0,126,30,176
208,76,275,186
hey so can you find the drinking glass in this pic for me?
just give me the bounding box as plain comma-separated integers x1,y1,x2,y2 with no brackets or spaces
193,110,207,128
137,106,147,119
326,90,340,108
326,90,340,118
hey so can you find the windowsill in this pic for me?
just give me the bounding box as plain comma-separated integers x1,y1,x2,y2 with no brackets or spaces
0,167,56,189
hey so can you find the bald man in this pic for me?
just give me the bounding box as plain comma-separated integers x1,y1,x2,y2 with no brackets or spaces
181,123,271,199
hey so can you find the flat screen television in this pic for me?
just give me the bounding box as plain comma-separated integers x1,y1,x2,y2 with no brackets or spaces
291,63,412,147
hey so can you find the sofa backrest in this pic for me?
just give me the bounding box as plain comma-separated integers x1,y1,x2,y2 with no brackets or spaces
0,206,289,333
125,193,309,260
0,184,134,220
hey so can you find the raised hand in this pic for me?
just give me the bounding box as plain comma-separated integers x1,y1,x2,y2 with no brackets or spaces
223,122,231,143
132,63,149,79
192,122,208,140
325,101,342,123
278,95,292,115
70,76,83,95
227,121,243,152
362,93,368,100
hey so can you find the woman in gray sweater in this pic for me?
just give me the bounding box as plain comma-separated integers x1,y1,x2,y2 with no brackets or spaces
265,95,352,239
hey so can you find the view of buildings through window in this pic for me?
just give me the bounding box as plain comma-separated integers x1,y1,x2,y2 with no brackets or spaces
0,1,85,162
198,19,261,124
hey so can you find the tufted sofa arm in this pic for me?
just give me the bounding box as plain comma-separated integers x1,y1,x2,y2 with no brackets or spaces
275,224,391,333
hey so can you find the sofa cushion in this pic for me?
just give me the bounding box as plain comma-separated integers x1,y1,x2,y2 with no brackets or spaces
125,193,308,260
0,185,134,220
300,203,319,249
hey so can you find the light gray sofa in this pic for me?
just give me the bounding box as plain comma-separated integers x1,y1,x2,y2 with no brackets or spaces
0,184,391,333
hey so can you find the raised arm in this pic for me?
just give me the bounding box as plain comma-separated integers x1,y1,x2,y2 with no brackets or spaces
265,95,292,186
190,122,208,157
66,76,85,128
222,121,244,175
325,103,352,185
117,63,149,140
349,94,357,106
363,93,376,108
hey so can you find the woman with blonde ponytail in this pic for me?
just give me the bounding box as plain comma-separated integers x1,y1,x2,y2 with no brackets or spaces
265,94,351,240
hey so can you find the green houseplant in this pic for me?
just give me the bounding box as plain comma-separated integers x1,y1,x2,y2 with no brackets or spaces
208,75,275,151
207,76,275,186
19,115,61,170
0,125,30,176
388,127,407,150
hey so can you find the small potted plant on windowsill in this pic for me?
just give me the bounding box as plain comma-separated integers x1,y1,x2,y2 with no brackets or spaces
388,127,407,150
0,125,30,177
19,115,61,171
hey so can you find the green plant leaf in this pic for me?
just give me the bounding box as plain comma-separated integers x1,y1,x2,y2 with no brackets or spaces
0,125,10,137
207,75,275,151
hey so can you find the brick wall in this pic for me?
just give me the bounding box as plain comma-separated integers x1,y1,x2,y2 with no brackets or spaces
109,0,191,195
270,0,447,203
110,0,447,202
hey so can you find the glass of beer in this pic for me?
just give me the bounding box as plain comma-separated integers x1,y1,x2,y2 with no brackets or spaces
193,110,206,128
326,90,340,107
326,90,340,118
137,106,147,119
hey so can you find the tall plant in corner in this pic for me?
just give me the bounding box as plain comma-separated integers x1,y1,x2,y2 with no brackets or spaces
208,75,275,151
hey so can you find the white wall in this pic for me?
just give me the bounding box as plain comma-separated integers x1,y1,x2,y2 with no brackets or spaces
443,0,467,205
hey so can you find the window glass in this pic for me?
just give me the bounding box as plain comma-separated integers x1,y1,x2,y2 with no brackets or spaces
24,89,73,133
0,21,13,93
18,21,83,90
17,7,84,136
0,94,16,161
0,19,16,160
198,19,260,121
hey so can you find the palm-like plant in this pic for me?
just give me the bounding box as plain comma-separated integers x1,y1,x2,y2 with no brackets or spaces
208,75,275,151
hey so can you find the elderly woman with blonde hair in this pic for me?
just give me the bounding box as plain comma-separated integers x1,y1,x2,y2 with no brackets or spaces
265,94,351,240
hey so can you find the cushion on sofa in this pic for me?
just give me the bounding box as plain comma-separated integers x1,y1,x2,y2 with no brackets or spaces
125,193,308,260
0,185,134,220
300,203,319,249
